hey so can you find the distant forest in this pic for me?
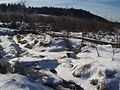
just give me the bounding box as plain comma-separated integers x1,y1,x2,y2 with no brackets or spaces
0,3,107,22
0,3,120,32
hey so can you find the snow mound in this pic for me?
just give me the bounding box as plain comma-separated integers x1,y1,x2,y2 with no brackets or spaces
0,74,53,90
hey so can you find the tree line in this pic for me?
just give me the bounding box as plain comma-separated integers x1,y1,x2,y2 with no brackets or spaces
0,3,107,22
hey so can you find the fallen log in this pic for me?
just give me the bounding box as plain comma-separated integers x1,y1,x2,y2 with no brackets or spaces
47,32,120,48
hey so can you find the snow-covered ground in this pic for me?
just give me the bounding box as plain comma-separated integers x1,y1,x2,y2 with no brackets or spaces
38,14,51,17
0,27,120,90
0,74,53,90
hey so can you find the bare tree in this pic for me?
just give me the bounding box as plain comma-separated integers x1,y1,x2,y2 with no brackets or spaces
92,44,100,57
18,0,27,31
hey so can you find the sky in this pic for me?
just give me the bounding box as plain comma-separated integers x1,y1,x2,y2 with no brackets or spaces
0,0,120,22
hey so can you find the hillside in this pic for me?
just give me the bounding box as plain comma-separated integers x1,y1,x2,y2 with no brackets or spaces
30,7,108,22
0,3,108,22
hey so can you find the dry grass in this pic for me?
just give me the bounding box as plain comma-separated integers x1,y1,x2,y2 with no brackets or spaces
24,43,33,49
16,35,24,41
90,79,98,86
40,49,46,52
39,41,51,46
73,48,82,54
60,56,67,59
72,64,91,77
18,40,28,44
81,64,91,71
98,70,105,77
33,40,39,45
97,82,107,90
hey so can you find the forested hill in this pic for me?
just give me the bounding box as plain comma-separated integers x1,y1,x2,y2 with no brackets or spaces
30,7,107,21
0,3,108,22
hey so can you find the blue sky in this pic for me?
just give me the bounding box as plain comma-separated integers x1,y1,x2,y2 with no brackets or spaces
0,0,120,22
